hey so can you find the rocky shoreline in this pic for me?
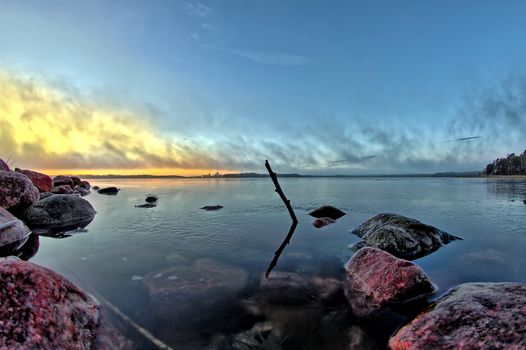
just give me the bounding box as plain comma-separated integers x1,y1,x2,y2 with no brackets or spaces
1,160,525,349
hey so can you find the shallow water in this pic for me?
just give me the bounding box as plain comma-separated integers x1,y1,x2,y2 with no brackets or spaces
28,177,526,348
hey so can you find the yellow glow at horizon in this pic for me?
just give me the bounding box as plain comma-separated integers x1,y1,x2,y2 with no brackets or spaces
0,71,230,175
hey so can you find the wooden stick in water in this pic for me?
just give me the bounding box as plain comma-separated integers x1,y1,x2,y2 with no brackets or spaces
264,160,299,278
264,160,298,224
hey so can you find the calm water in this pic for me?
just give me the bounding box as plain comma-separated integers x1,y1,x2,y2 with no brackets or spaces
29,177,526,349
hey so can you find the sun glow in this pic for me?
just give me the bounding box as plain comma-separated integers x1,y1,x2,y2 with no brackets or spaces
0,71,228,176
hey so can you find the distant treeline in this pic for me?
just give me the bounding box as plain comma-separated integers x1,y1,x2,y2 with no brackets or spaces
484,150,526,175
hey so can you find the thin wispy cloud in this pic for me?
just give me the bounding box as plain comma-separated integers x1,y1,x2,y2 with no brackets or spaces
186,1,211,18
201,22,218,32
225,49,311,66
445,136,481,143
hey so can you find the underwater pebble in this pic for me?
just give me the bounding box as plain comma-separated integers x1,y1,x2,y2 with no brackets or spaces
131,275,143,281
153,273,163,279
167,275,178,280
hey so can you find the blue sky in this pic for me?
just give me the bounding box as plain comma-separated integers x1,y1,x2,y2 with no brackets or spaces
1,0,525,174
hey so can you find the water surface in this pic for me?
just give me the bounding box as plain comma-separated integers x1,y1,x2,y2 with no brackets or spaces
29,177,526,348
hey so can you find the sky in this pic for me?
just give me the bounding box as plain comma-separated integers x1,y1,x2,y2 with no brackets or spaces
1,0,526,175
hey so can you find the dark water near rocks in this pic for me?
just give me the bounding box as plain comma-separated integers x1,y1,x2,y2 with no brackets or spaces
29,177,526,349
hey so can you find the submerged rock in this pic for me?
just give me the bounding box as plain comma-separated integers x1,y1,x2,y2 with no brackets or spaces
92,186,100,191
201,205,223,211
350,213,461,259
22,194,96,230
312,217,336,228
15,169,52,193
0,171,40,212
144,258,248,322
0,158,9,171
0,207,31,251
97,187,119,195
0,257,99,349
135,203,156,208
52,175,74,188
389,282,526,350
344,247,435,318
309,205,346,220
145,194,158,203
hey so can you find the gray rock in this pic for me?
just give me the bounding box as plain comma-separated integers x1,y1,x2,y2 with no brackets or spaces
75,187,91,197
145,194,158,203
350,213,461,259
0,208,31,250
0,171,40,212
79,181,91,191
52,175,74,188
22,194,96,229
389,282,526,350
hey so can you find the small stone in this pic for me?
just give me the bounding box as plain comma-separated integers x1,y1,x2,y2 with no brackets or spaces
312,217,336,228
131,275,143,281
145,194,158,203
201,205,223,211
97,187,119,195
309,205,346,219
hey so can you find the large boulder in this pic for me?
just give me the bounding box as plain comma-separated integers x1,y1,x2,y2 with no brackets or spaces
52,185,74,194
0,207,31,252
22,194,96,229
0,159,9,171
16,169,53,193
309,205,346,220
389,282,526,350
0,257,99,349
350,213,460,259
144,258,248,323
0,171,39,212
344,247,435,318
53,175,74,188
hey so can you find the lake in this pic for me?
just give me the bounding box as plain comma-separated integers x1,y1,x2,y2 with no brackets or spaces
28,177,526,349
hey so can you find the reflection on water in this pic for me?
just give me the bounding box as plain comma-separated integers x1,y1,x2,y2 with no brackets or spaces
23,177,526,349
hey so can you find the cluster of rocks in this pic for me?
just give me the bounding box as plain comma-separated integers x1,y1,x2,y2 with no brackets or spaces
0,160,108,348
309,205,346,228
135,194,158,208
139,212,524,349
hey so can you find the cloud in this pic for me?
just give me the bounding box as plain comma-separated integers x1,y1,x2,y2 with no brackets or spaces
201,22,218,32
186,1,211,18
1,70,514,176
225,49,311,66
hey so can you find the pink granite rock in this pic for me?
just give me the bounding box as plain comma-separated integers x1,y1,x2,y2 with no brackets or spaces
389,282,526,350
312,217,336,228
52,185,74,194
53,175,74,188
0,257,99,349
0,171,39,211
16,169,53,193
344,247,435,317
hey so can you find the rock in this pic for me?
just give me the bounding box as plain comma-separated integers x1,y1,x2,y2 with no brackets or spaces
75,187,91,197
79,181,91,190
0,159,9,171
344,247,435,318
22,194,96,230
201,205,223,211
145,194,158,203
70,176,81,186
0,207,31,252
0,171,40,211
389,282,526,350
309,205,346,220
312,217,336,228
52,175,74,188
350,213,461,259
39,192,54,200
92,186,100,191
0,257,99,349
135,203,156,208
144,258,248,322
97,187,119,195
51,185,74,194
15,169,52,193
